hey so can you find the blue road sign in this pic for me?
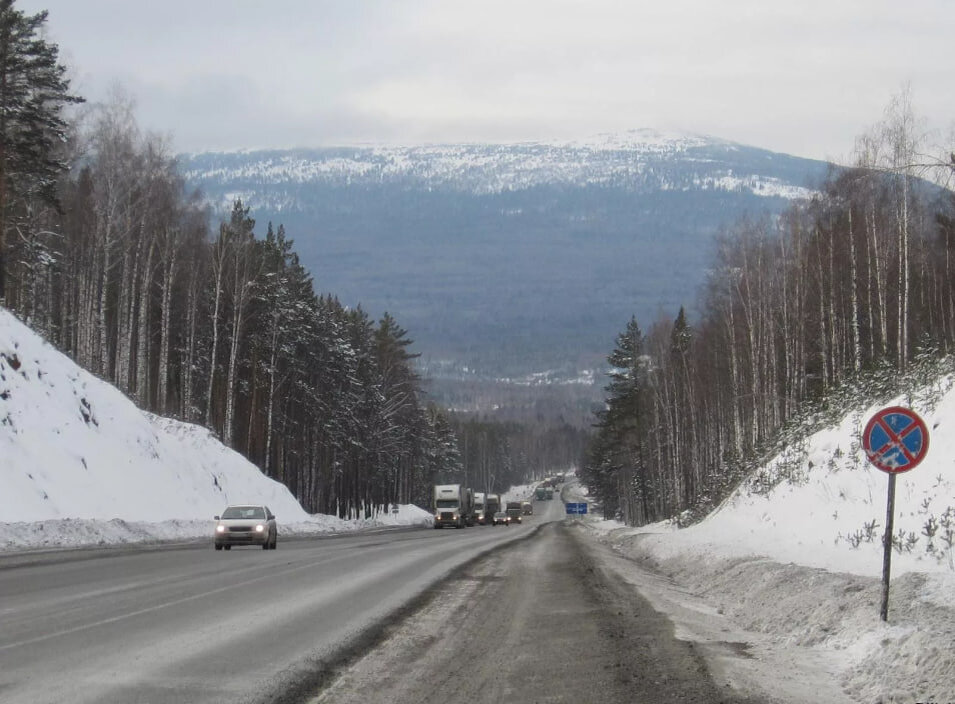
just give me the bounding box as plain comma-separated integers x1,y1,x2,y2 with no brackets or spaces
565,502,588,515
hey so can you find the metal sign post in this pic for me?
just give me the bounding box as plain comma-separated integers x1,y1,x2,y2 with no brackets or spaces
862,406,929,622
880,474,897,622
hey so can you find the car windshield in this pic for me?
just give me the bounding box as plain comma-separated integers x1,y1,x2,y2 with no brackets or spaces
222,506,266,519
435,500,459,508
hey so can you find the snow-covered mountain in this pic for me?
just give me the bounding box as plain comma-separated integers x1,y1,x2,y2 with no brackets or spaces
181,129,831,401
182,129,817,204
0,308,430,549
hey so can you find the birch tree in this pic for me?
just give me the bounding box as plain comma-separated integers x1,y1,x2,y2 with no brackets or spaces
882,89,922,370
220,201,257,447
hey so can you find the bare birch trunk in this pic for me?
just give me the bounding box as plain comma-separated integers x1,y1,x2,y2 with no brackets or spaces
204,279,222,431
264,311,280,475
157,246,177,414
135,239,155,407
115,237,134,392
182,262,201,422
97,235,111,378
849,209,862,372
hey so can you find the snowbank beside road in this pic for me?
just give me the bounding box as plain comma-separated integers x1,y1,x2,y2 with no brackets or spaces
0,504,435,552
571,372,955,703
585,520,955,704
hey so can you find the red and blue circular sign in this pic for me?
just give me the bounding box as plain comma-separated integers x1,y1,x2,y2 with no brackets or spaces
862,406,929,474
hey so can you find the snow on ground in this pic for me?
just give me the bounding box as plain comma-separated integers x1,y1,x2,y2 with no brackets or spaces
573,375,955,703
0,308,432,551
5,302,955,701
0,505,434,552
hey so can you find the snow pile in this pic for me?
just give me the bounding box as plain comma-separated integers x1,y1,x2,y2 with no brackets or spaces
0,308,432,550
0,504,435,552
579,378,955,703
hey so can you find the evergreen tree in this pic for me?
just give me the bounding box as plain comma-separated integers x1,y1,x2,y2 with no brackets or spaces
0,0,82,301
583,317,652,522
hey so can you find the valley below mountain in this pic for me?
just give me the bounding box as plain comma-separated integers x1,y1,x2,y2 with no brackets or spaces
182,130,830,417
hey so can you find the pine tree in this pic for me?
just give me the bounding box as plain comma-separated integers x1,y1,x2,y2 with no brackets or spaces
0,0,82,301
583,317,652,522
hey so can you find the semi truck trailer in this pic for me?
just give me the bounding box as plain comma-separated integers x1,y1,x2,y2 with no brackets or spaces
433,484,468,528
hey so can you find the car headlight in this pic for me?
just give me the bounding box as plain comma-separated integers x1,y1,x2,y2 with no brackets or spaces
216,525,226,533
255,524,265,533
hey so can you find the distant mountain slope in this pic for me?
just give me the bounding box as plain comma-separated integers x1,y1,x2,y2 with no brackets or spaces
181,130,831,378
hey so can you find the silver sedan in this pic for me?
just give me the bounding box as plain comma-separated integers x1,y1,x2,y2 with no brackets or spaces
214,504,277,550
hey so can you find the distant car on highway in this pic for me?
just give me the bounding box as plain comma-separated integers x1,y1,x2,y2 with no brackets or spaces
492,511,509,526
214,504,277,550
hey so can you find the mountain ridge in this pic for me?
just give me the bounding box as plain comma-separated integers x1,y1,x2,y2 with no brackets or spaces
180,130,832,397
182,128,821,200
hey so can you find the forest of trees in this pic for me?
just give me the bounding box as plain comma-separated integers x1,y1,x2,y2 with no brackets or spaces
0,2,463,517
7,3,955,528
582,91,955,526
447,417,589,494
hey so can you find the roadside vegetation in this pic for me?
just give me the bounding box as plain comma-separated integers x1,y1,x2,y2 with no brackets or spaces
582,91,955,526
0,2,460,518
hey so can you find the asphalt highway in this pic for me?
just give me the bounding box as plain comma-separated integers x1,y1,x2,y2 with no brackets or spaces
0,509,547,704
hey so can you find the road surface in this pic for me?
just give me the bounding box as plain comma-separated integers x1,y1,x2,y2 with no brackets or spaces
309,518,763,704
0,494,778,704
0,516,536,704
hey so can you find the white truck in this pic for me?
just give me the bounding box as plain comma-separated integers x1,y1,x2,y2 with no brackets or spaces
473,492,487,525
433,484,468,529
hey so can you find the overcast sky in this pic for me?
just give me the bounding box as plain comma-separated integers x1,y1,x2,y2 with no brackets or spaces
19,0,955,162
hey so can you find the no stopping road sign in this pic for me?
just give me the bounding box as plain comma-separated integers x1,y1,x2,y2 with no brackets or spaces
862,406,929,474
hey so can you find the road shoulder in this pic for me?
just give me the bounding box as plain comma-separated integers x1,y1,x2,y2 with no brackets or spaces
574,520,858,704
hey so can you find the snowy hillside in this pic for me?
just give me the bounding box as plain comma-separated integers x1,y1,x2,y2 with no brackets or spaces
0,308,430,549
580,370,955,703
631,376,955,577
